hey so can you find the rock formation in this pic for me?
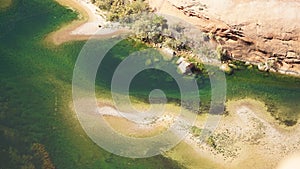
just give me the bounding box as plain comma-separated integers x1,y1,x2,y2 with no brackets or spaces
167,0,300,76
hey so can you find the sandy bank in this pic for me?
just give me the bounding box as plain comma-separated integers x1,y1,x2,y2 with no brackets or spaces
180,98,300,169
96,100,179,138
45,0,126,45
93,98,300,169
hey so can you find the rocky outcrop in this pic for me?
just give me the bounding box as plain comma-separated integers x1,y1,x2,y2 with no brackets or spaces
167,0,300,76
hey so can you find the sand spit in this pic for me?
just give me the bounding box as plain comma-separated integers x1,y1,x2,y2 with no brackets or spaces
46,0,125,45
95,98,300,169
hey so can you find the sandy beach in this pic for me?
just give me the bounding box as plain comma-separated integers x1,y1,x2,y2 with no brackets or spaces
46,0,221,45
93,98,300,169
46,0,126,45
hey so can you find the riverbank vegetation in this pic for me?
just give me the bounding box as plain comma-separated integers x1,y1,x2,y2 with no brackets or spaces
94,0,194,51
92,0,300,127
96,0,149,21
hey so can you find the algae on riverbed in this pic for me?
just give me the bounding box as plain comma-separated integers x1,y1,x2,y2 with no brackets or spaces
0,0,12,10
0,0,182,168
0,0,300,168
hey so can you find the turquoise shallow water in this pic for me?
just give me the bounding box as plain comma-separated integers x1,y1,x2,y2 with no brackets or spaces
0,0,300,168
0,0,182,168
95,39,300,124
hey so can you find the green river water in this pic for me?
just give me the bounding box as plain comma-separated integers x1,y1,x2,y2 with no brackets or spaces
0,0,299,168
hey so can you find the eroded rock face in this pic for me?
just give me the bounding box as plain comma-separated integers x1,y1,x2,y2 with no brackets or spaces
168,0,300,76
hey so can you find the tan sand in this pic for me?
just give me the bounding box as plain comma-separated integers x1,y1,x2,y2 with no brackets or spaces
147,0,229,30
94,97,300,169
45,0,126,45
97,99,178,138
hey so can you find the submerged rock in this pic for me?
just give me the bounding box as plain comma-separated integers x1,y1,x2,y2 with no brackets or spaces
247,65,253,69
228,63,238,69
220,63,233,74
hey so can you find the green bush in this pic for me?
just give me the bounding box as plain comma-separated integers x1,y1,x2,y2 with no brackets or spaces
190,126,202,137
95,0,149,21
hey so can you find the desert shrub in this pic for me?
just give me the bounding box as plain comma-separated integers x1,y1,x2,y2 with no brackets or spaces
190,126,202,137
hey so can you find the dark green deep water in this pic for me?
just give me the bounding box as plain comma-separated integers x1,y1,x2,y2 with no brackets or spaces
0,0,299,168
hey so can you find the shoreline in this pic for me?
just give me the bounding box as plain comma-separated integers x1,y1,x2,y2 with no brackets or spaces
46,0,300,77
45,0,126,45
47,0,300,78
149,0,300,77
50,1,300,168
92,97,300,169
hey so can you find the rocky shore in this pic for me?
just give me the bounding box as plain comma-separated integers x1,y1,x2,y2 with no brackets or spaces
164,0,300,76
